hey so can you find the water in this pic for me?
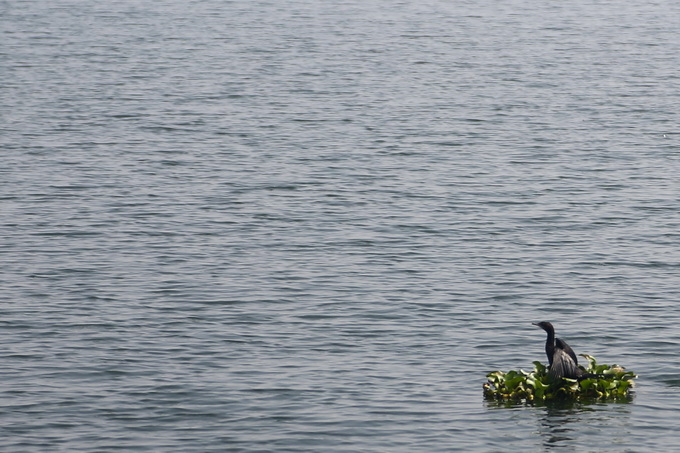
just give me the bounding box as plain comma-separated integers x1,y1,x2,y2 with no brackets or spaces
2,0,680,450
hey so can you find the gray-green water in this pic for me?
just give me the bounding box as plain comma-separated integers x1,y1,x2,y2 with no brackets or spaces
3,0,680,450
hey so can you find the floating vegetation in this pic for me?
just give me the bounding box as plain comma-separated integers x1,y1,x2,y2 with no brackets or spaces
483,354,636,402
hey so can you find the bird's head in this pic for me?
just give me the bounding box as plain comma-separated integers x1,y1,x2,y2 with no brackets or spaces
532,321,554,332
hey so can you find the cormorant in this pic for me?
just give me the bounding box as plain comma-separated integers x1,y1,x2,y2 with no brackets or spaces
533,321,583,380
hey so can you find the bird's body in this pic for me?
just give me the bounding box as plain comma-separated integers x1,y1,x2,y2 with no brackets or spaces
533,322,583,380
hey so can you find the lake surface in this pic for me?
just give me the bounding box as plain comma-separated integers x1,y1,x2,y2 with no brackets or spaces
3,0,680,450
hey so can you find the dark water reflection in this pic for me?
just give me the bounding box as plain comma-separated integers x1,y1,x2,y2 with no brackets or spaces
536,400,632,449
485,398,635,450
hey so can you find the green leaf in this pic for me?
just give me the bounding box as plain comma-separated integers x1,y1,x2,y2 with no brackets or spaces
579,378,595,391
505,375,525,390
580,354,597,370
533,361,546,374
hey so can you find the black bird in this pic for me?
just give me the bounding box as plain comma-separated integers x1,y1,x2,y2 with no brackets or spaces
533,321,583,380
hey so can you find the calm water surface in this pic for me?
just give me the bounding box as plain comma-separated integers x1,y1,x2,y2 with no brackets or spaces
3,0,680,451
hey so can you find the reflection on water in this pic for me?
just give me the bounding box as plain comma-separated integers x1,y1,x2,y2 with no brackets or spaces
485,398,634,449
537,400,633,449
659,377,680,388
538,400,595,447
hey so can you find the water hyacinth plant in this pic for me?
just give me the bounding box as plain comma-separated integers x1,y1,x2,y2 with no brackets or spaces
483,354,636,402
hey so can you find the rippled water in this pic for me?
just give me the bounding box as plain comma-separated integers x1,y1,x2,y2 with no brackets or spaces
3,0,680,450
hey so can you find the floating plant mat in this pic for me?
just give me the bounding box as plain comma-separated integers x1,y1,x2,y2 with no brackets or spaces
483,354,636,402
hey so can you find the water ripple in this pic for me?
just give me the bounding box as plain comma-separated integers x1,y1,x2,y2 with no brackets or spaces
3,0,680,451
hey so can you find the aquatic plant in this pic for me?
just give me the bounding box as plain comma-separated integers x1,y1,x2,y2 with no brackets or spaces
483,354,636,402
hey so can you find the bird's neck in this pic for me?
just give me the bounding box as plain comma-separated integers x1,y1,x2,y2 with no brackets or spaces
546,329,555,345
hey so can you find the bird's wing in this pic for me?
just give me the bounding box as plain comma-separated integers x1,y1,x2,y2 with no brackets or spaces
555,337,579,366
549,348,583,380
